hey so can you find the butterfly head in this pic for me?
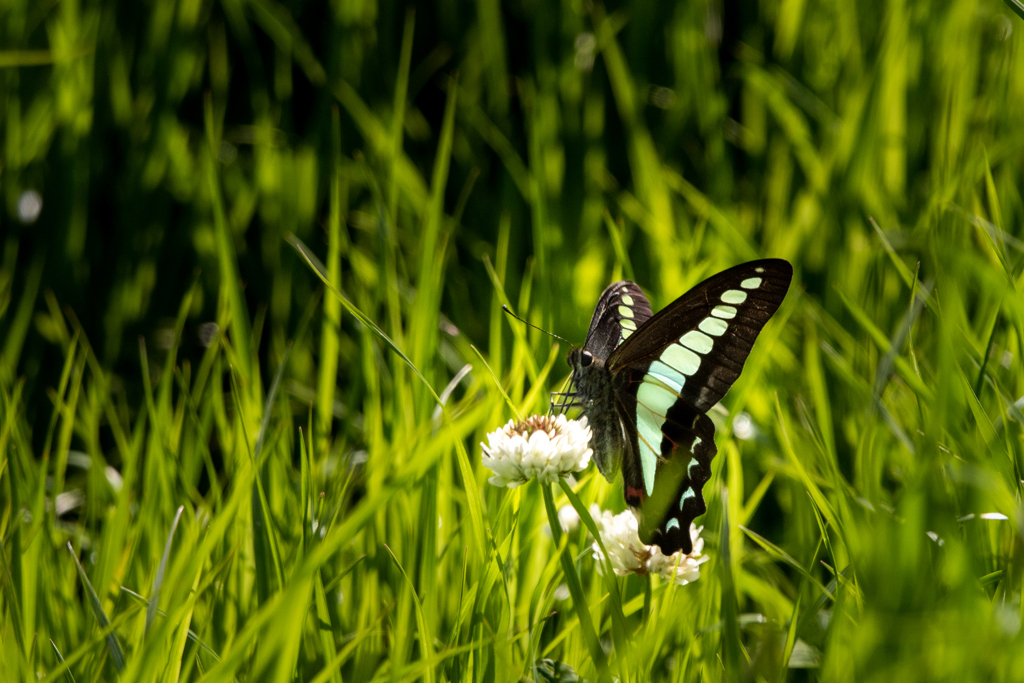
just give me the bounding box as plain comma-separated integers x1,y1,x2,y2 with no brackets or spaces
568,347,594,369
550,348,600,415
560,346,614,409
567,347,608,385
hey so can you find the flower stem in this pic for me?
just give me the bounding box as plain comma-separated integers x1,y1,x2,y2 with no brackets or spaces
540,482,611,682
558,480,632,659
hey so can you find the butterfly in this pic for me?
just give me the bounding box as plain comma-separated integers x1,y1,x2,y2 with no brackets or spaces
554,259,793,555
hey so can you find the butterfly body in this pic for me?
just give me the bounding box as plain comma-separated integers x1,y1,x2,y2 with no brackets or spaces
566,348,624,477
559,260,792,554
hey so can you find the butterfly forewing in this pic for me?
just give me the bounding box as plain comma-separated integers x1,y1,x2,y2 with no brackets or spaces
585,281,653,360
552,282,653,415
610,259,792,412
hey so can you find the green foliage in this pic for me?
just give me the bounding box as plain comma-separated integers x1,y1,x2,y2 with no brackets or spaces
3,0,1024,680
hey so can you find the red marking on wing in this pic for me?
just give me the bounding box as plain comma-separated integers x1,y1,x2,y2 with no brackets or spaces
625,486,645,506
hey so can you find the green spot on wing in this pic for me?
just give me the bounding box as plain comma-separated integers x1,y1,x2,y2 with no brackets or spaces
661,343,700,375
712,305,737,319
680,330,714,354
649,360,687,390
636,403,662,496
638,380,676,416
722,290,748,304
699,317,728,336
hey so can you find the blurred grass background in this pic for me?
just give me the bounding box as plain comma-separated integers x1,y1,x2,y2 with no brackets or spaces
3,0,1024,680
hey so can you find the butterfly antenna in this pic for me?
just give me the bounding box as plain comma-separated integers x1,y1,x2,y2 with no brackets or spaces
501,305,573,345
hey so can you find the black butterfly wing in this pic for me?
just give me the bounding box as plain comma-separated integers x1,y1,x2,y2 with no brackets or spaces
608,259,792,554
608,259,792,411
613,392,717,555
584,281,653,361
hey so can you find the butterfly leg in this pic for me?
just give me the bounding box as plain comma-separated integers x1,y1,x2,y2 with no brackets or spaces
549,394,584,415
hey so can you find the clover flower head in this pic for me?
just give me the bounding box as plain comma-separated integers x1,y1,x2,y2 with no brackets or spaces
481,415,593,488
543,504,582,538
558,504,581,533
589,505,708,585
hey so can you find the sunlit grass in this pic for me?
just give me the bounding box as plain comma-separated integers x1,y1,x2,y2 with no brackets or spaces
3,0,1024,681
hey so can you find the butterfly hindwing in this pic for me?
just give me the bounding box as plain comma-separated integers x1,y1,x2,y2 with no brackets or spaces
641,412,717,555
615,389,717,554
584,281,653,361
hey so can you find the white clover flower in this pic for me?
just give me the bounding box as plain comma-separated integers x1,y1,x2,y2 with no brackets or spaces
558,504,581,533
543,504,582,538
590,506,708,585
481,415,593,488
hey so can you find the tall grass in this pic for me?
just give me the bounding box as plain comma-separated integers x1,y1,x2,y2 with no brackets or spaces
2,0,1024,680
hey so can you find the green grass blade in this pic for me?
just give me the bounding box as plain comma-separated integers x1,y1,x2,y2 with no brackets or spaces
384,544,436,683
289,233,488,559
0,252,43,378
719,490,742,683
541,483,610,683
146,505,185,637
204,101,253,386
317,107,346,457
49,639,77,683
778,592,802,677
740,526,832,598
834,286,933,402
67,542,126,672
